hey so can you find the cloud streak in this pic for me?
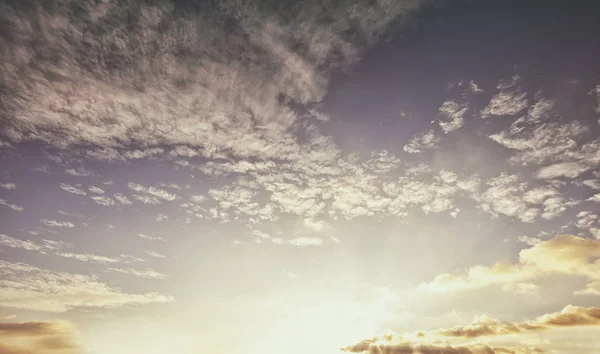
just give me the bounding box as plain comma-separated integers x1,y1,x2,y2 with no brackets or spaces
0,260,172,312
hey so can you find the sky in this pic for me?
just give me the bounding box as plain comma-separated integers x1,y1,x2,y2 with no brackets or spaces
0,0,599,353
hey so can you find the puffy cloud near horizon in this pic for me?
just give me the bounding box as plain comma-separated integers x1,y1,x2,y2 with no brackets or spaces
0,319,80,354
343,304,600,354
436,305,600,338
418,234,600,295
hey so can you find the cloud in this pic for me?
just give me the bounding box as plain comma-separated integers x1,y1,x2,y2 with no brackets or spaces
113,193,132,205
60,183,87,196
123,148,165,160
128,183,178,203
190,195,207,203
343,305,599,354
583,179,600,190
0,260,172,312
469,80,484,93
145,250,166,259
418,234,600,295
41,219,74,228
362,150,402,174
472,174,539,222
481,75,528,118
138,234,166,242
56,252,120,264
132,194,162,205
436,305,600,338
0,320,80,354
403,130,440,153
487,103,599,179
303,218,329,232
518,235,543,246
343,339,541,354
1,182,17,190
90,196,115,206
0,198,24,212
64,168,95,177
0,234,120,264
536,161,592,179
438,100,468,133
288,236,324,247
108,268,169,279
489,122,587,166
88,186,105,194
0,0,426,164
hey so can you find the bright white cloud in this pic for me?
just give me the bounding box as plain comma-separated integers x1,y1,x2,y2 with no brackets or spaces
0,198,23,212
60,183,87,196
403,130,440,153
42,219,74,228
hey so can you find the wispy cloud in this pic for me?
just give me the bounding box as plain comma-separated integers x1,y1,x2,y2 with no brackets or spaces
138,234,166,242
41,219,74,228
145,250,166,259
0,182,16,190
108,268,169,279
0,234,120,264
60,183,87,196
481,75,528,118
0,198,23,212
0,260,172,312
403,130,440,154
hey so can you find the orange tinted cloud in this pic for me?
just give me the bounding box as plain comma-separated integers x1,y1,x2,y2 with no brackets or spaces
0,320,79,354
418,235,600,295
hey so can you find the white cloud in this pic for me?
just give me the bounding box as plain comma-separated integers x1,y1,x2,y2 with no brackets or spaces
468,80,483,93
0,198,23,212
518,235,543,246
288,237,324,247
145,250,166,259
91,196,115,206
133,194,162,205
583,179,600,190
60,183,87,196
128,182,178,202
42,219,74,228
438,100,468,133
123,148,165,159
489,121,587,166
138,234,166,242
0,260,172,312
88,186,105,194
403,130,440,153
473,174,539,222
481,75,528,118
0,0,425,166
113,193,132,205
0,182,16,190
108,268,169,279
537,162,590,179
64,168,95,177
190,195,207,203
303,218,329,232
0,234,120,263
